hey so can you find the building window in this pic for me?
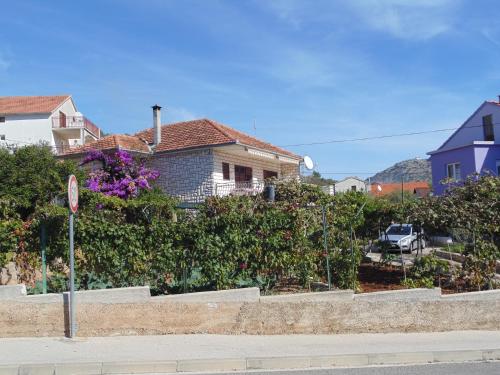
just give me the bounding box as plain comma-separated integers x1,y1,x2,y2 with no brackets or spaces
447,162,461,181
222,162,230,180
482,114,495,141
351,185,357,191
496,160,500,176
235,165,252,183
0,135,5,141
263,170,278,180
0,117,5,123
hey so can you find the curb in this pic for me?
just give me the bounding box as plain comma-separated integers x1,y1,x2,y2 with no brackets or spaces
2,349,500,374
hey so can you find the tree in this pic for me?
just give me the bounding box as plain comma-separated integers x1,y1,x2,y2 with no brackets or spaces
0,145,82,218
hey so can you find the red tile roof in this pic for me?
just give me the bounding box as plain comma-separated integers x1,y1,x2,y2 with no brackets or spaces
60,134,150,156
135,118,300,158
370,181,430,197
0,95,70,115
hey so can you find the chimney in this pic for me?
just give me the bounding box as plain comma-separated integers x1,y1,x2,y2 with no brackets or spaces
152,104,162,147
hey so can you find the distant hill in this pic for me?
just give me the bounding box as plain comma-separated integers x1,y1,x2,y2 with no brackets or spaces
369,158,431,183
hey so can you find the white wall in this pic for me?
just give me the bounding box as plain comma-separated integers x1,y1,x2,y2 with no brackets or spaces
213,148,283,186
334,177,367,193
439,102,500,151
0,114,53,146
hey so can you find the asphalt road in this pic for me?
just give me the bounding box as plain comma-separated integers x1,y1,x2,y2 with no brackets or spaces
197,362,500,375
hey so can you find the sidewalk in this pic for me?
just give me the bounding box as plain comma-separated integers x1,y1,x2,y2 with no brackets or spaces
1,331,499,373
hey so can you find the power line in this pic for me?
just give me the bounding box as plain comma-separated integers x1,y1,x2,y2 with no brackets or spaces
279,122,500,147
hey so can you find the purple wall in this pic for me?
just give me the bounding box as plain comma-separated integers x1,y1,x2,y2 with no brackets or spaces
430,144,500,195
430,146,476,195
475,144,500,174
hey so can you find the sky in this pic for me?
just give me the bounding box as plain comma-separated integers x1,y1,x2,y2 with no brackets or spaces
2,0,500,179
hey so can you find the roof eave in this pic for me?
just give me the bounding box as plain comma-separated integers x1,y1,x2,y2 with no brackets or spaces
235,141,302,161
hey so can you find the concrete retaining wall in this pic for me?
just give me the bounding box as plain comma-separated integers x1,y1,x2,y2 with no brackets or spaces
1,286,500,337
3,286,151,304
152,288,260,303
260,290,353,302
441,289,500,301
0,284,26,299
353,288,441,301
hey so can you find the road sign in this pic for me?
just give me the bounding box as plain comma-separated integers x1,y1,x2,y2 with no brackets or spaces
68,175,79,213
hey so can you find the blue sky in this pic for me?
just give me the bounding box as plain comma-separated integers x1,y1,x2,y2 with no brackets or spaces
2,0,500,178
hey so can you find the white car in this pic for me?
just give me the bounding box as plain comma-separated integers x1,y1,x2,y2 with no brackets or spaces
379,224,425,253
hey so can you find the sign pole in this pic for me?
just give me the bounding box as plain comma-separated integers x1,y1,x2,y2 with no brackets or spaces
67,175,79,338
69,211,76,338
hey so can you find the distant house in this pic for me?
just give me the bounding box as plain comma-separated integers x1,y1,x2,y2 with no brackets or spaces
0,95,101,154
61,105,301,203
370,181,430,198
428,99,500,195
322,176,369,195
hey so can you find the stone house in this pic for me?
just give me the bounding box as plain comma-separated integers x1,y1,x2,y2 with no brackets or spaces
62,106,301,203
0,95,102,153
322,176,369,195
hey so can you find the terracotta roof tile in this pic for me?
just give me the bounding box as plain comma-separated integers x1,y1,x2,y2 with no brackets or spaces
135,118,300,158
0,95,71,115
370,181,430,197
60,134,150,156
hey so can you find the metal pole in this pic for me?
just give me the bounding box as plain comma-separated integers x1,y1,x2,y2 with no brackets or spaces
322,206,332,291
40,222,47,294
69,212,76,338
401,175,404,204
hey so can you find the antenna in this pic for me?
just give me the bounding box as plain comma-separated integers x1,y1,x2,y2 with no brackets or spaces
303,155,314,170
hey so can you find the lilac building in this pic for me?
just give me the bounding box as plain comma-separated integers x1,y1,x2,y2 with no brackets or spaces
428,99,500,195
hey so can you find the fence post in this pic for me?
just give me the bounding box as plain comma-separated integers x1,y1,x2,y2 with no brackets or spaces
40,221,47,294
322,206,332,291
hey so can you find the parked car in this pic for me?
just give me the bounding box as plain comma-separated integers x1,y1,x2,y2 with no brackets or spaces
378,224,426,253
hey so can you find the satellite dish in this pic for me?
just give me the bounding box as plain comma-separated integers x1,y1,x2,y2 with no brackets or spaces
303,155,314,170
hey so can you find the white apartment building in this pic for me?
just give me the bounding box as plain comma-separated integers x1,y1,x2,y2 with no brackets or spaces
0,95,101,154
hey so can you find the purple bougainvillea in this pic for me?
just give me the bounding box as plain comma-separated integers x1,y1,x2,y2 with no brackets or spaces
81,149,159,199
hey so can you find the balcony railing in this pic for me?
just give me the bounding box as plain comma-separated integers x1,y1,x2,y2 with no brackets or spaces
52,116,101,138
215,181,265,197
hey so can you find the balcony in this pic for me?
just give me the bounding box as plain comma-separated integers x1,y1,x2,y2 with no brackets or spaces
215,181,265,197
52,116,101,138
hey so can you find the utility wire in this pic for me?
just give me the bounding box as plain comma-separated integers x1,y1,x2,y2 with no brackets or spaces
280,122,500,147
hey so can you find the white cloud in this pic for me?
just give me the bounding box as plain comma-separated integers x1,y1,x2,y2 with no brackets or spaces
167,107,199,122
0,54,10,71
259,0,460,41
345,0,459,40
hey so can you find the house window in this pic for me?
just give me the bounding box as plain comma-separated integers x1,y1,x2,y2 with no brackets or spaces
263,170,278,180
496,160,500,176
235,165,252,183
351,185,357,191
222,162,230,180
0,135,5,141
0,117,5,123
447,162,461,181
482,114,495,141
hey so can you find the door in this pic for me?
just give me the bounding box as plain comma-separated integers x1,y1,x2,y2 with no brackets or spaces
59,111,67,128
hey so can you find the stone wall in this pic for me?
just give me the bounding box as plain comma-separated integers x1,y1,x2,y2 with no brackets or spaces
1,286,500,337
151,149,215,203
